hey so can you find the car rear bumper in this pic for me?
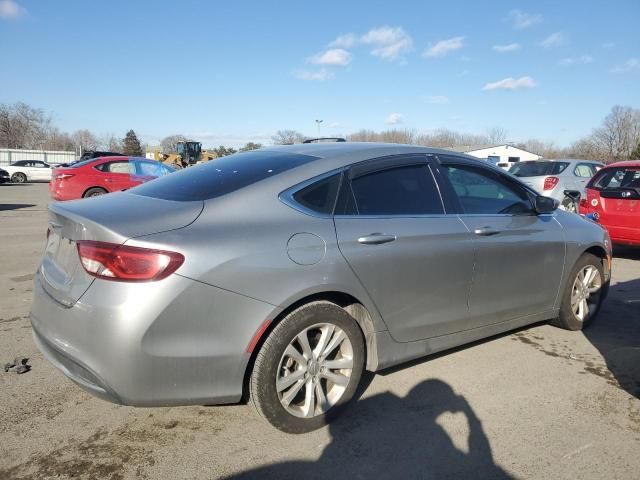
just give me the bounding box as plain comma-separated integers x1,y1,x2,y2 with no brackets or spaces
608,225,640,246
30,272,281,406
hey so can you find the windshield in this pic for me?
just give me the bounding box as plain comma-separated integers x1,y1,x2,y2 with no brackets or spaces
592,167,640,190
130,150,319,201
509,161,570,177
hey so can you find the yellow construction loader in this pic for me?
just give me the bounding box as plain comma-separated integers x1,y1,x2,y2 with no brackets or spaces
153,141,218,169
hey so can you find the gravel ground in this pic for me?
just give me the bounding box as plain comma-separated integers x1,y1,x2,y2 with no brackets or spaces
0,183,638,480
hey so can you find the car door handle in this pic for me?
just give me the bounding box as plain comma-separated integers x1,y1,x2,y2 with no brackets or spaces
357,233,397,245
473,227,500,236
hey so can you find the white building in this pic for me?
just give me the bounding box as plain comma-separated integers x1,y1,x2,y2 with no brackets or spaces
447,144,541,169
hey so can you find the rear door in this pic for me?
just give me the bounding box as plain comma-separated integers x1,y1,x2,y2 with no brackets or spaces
438,158,565,326
334,155,475,342
96,159,135,191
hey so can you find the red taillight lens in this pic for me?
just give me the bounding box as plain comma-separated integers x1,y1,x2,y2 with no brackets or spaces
76,241,184,282
56,173,74,179
543,176,560,190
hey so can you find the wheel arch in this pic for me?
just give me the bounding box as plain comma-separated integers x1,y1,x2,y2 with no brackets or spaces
241,290,380,403
82,186,108,197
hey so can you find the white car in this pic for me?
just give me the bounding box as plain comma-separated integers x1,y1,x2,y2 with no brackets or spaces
4,160,54,183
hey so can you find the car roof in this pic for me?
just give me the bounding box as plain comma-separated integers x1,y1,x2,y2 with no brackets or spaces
604,160,640,168
261,141,470,159
537,159,603,164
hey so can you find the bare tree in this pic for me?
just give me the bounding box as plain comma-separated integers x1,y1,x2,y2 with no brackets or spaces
0,102,51,149
160,134,189,154
271,130,306,145
591,105,640,161
72,129,99,153
100,133,123,152
485,127,508,145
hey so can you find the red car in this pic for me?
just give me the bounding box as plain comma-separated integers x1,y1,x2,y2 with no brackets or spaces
579,160,640,246
50,156,175,201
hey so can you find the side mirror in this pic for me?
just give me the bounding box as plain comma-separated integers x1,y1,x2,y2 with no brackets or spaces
535,195,558,214
563,189,581,202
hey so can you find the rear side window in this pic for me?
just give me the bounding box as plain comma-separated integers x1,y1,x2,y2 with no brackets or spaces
509,161,569,177
292,174,341,214
350,165,444,215
574,164,595,177
592,168,640,189
444,165,533,215
96,161,132,174
131,150,318,201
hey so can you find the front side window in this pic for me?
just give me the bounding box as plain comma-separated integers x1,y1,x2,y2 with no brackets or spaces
135,160,172,177
444,165,533,215
349,165,444,215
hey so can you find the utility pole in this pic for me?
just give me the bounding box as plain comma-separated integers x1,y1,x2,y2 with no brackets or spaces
315,119,323,137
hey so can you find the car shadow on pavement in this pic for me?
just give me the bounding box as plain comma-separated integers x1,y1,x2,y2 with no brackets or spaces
0,203,36,211
226,379,512,480
584,275,640,399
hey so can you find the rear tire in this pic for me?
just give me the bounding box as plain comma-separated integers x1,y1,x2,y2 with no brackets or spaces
250,301,365,433
552,253,604,330
83,187,107,198
11,172,26,183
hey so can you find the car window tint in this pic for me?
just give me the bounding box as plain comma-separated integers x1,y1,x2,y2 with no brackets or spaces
131,150,318,201
593,168,640,189
574,164,594,177
292,174,341,214
350,165,443,215
509,161,569,177
102,161,132,174
136,160,169,177
444,165,533,215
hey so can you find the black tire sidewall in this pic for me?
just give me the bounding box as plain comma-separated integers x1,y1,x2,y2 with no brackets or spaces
11,173,26,183
84,188,106,198
558,253,604,330
250,302,365,434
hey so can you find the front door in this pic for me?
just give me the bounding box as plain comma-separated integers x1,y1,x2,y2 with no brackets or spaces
439,161,565,327
334,155,475,343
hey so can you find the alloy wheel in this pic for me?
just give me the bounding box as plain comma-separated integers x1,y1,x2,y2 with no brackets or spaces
570,265,602,322
276,323,354,418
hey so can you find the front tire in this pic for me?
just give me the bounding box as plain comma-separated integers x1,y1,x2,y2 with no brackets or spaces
250,301,365,433
11,172,26,183
552,253,604,330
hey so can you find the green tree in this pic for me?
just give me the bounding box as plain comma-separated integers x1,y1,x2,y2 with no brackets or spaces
239,142,263,152
122,129,143,156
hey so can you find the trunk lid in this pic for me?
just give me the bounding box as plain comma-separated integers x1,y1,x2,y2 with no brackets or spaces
39,192,203,306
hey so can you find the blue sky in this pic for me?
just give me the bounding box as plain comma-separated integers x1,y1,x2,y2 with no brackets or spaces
1,0,639,148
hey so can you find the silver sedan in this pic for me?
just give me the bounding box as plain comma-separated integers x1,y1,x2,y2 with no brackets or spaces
31,143,611,432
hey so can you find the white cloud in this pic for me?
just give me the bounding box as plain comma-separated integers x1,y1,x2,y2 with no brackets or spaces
602,42,616,49
483,76,537,91
492,43,521,53
424,95,449,104
506,10,542,29
423,36,465,58
309,48,351,66
385,113,404,124
559,55,593,66
360,26,412,60
295,68,333,81
0,0,27,19
612,58,640,73
329,33,358,49
540,32,565,48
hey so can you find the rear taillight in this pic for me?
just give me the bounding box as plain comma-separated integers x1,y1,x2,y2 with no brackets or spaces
56,173,74,179
76,241,184,282
543,176,560,190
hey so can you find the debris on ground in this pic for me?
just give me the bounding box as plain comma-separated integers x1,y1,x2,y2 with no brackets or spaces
3,357,31,374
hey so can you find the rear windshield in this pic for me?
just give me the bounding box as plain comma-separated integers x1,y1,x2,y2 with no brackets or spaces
591,167,640,190
130,150,319,201
509,161,569,177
